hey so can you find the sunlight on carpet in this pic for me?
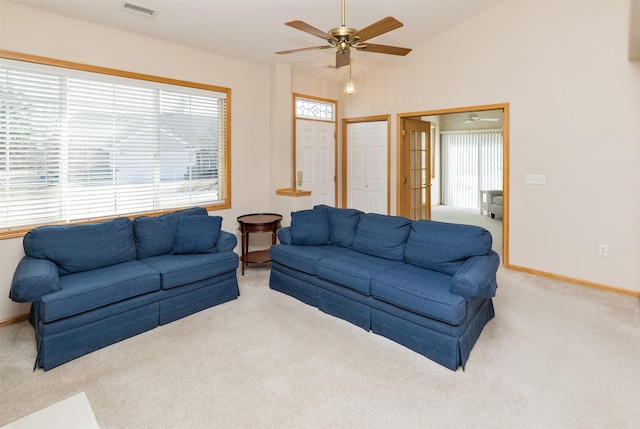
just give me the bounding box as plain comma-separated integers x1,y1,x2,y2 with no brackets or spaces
1,392,99,429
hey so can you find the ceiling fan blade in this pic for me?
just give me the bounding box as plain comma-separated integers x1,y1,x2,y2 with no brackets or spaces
351,17,403,43
335,49,351,68
285,20,331,40
355,43,412,56
479,118,500,122
276,46,333,55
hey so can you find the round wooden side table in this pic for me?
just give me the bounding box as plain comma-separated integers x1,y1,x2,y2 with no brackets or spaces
236,213,282,275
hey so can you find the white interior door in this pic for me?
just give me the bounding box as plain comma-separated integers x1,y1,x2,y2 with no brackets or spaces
296,119,335,207
346,121,388,214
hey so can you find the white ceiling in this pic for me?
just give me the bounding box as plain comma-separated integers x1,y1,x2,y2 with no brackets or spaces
7,0,501,75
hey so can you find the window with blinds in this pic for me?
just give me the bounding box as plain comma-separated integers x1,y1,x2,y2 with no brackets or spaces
0,55,230,233
441,130,503,209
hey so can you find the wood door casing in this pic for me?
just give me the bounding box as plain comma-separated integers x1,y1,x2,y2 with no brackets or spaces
396,102,509,266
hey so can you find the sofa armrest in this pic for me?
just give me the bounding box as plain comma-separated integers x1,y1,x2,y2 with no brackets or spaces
277,227,292,245
451,251,500,301
10,257,61,303
217,230,238,253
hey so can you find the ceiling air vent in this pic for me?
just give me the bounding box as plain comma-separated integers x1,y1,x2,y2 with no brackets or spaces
121,1,157,18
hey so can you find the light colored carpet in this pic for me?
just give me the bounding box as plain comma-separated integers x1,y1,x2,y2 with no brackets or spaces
1,216,638,428
1,392,99,429
431,205,503,254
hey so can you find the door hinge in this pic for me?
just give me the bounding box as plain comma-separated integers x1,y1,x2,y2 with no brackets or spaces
402,177,407,184
402,129,407,136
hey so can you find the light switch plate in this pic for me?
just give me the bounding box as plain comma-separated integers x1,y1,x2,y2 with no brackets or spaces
525,174,546,185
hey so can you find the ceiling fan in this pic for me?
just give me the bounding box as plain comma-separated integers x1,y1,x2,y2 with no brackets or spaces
449,113,500,124
275,0,412,68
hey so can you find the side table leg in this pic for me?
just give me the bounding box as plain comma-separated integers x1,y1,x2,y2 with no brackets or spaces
241,231,247,276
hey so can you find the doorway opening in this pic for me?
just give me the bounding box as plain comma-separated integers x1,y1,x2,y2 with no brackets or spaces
397,103,509,264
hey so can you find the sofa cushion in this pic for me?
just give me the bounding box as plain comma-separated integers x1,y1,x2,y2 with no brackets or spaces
40,260,161,323
270,244,352,276
290,209,330,245
351,213,411,261
38,292,159,337
141,251,239,289
133,207,208,259
172,215,222,254
314,205,362,247
404,220,493,276
23,217,137,276
316,251,404,296
371,264,467,326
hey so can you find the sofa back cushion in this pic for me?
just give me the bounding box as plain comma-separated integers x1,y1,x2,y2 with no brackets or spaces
134,207,208,259
404,220,493,275
23,217,137,275
290,209,330,245
172,215,222,254
352,213,411,261
314,205,362,247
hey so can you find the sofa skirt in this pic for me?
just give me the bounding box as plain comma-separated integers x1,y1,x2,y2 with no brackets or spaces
158,270,239,325
371,298,495,371
317,288,371,331
35,301,159,370
269,264,318,306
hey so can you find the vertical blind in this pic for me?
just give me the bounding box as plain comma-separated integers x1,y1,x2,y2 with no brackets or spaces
0,57,228,230
441,131,503,208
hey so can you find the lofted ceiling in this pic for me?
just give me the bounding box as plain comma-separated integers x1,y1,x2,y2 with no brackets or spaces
6,0,501,77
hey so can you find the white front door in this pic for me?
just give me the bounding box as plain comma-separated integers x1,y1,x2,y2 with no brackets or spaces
346,121,388,214
295,119,336,207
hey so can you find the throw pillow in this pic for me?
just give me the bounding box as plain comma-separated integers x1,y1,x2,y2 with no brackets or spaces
290,209,330,245
134,207,208,259
172,215,222,254
314,205,362,247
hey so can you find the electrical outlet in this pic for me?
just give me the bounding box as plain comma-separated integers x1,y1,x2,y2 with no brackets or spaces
598,244,608,257
525,174,546,185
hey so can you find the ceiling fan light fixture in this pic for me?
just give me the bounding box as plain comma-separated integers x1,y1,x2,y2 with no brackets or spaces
344,59,356,95
344,79,356,95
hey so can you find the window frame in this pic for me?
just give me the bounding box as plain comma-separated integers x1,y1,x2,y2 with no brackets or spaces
0,50,232,239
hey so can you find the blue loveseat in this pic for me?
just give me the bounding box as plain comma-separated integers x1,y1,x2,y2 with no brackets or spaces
9,207,239,370
269,205,499,371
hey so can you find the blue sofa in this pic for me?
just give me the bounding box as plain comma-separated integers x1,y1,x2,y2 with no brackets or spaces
269,205,499,371
9,207,239,370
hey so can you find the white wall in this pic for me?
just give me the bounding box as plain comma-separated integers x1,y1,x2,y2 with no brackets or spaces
0,1,274,320
339,0,640,293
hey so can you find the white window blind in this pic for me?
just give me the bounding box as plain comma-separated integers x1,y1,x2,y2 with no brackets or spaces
0,57,229,230
441,131,503,208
